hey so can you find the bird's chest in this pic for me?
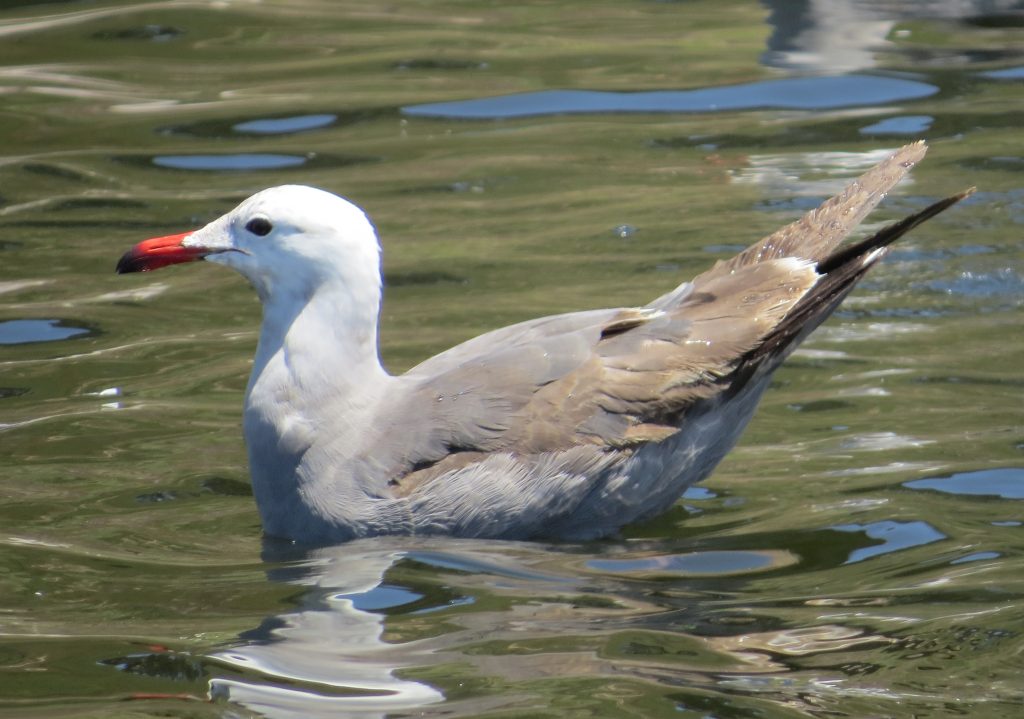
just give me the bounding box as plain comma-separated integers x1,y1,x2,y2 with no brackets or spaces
245,364,318,459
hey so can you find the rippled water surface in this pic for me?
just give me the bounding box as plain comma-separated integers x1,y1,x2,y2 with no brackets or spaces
2,2,1022,717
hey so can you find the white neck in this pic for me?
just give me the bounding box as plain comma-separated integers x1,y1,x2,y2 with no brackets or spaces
243,278,393,539
251,277,387,393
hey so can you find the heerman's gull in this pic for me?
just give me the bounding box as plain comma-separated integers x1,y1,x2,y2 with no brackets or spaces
116,142,971,544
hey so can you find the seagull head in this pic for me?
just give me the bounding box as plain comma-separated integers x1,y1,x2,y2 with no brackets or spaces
117,185,382,303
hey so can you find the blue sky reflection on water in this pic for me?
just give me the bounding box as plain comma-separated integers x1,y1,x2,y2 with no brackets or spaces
905,468,1024,500
833,520,947,564
152,153,309,171
403,74,937,119
860,115,934,135
0,319,90,345
233,114,338,135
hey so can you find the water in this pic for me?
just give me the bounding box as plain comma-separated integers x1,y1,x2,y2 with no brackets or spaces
402,76,938,118
1,1,1022,717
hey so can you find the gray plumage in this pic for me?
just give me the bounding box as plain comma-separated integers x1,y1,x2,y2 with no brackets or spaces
116,142,971,544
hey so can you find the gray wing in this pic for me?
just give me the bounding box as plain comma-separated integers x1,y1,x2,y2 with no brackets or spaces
380,142,948,492
382,256,818,492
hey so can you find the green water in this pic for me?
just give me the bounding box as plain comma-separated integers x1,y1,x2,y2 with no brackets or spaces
1,1,1022,717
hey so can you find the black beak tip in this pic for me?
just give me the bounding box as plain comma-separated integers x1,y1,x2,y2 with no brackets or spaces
116,251,145,274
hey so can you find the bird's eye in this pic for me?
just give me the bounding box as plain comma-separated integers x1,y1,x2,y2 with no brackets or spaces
245,217,273,237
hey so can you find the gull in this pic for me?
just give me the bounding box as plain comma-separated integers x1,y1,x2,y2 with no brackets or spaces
116,142,970,544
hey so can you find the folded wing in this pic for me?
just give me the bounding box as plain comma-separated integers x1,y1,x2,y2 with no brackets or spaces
383,142,969,493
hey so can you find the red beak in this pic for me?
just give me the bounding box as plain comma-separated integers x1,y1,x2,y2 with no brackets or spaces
116,232,205,274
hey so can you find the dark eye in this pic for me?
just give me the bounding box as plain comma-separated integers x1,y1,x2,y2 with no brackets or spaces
245,217,273,237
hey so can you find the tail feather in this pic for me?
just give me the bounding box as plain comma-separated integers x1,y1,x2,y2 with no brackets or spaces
749,188,974,364
704,142,930,280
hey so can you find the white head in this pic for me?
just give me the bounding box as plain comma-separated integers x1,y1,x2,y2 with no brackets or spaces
117,185,382,307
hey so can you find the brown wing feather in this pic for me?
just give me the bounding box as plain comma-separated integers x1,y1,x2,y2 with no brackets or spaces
390,142,969,496
508,256,819,448
391,256,819,493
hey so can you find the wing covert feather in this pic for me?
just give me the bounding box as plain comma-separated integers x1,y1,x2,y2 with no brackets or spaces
387,256,819,495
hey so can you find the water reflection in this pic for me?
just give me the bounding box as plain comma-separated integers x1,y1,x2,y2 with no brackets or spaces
761,0,898,73
982,65,1024,78
207,542,445,718
587,549,796,575
832,520,947,564
202,537,913,717
905,467,1024,499
729,146,908,199
153,154,309,171
761,0,1024,72
403,75,936,119
0,318,91,344
860,115,934,135
1,0,1021,715
234,114,338,135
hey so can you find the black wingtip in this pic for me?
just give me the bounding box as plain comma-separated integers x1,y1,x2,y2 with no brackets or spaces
747,186,974,365
817,187,974,276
